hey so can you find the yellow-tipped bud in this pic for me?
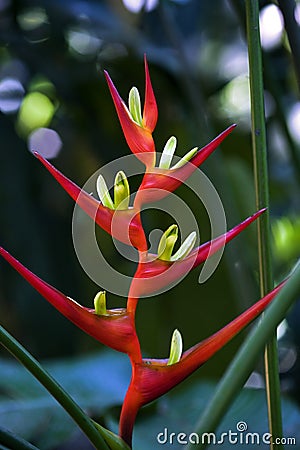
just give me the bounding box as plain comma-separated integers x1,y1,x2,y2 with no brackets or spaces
157,224,178,261
94,291,107,316
128,86,143,126
167,329,183,365
114,171,130,210
157,226,196,262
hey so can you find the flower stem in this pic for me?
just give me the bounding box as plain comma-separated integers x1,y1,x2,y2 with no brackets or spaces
245,1,283,448
185,260,300,450
0,325,110,450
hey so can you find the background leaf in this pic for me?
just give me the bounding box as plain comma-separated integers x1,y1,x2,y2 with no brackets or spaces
0,351,130,449
133,382,300,449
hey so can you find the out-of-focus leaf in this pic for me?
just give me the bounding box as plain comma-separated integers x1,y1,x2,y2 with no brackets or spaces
132,382,300,449
0,351,130,449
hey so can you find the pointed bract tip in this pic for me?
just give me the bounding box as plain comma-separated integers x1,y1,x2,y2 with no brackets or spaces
104,70,117,92
253,207,268,218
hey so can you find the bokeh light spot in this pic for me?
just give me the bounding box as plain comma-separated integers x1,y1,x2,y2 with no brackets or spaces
17,92,55,136
17,7,48,31
67,28,102,58
122,0,158,13
28,127,62,159
221,75,250,120
288,102,300,142
259,4,284,50
0,78,25,114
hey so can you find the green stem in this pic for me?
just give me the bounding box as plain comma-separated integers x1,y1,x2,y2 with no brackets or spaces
246,1,283,448
0,427,39,450
0,325,110,450
185,259,300,450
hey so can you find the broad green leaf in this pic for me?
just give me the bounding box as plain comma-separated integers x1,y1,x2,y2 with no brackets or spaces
0,351,130,449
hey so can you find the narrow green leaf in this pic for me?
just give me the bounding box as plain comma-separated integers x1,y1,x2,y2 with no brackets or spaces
0,326,110,450
92,421,131,450
246,0,283,446
0,427,39,450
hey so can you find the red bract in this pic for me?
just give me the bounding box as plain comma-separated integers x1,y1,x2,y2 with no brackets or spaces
119,280,286,444
104,56,157,168
0,247,141,360
134,124,236,206
34,152,147,252
128,209,265,299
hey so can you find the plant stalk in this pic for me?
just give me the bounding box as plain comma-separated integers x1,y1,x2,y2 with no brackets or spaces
245,1,283,448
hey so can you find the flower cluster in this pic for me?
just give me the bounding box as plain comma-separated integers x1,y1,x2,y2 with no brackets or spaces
0,57,287,448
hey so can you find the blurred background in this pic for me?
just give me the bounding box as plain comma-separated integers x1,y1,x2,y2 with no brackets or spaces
1,0,300,447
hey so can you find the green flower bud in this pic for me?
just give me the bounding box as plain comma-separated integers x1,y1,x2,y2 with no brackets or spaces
158,224,178,261
159,136,177,169
128,87,143,126
171,147,198,170
170,231,197,261
114,171,130,210
167,329,183,365
96,175,114,210
158,226,196,262
94,291,108,316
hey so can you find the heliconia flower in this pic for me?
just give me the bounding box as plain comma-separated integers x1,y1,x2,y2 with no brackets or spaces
104,56,157,168
0,247,141,360
119,279,287,445
34,152,147,252
128,209,266,301
134,124,236,207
